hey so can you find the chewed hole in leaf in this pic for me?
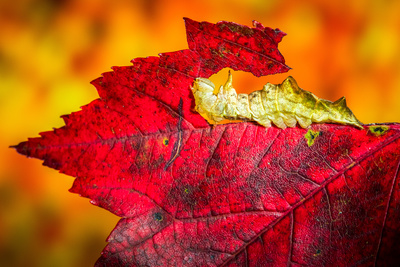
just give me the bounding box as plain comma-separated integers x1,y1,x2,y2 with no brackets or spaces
209,68,286,95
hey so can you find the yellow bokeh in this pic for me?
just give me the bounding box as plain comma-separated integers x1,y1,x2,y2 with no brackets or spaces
1,0,399,266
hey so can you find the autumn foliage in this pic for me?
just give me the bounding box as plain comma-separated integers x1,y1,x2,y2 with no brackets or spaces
14,18,400,266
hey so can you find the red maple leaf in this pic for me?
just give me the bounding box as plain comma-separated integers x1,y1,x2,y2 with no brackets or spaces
14,18,400,266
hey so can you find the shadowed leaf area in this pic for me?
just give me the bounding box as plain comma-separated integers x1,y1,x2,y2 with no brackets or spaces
14,18,400,266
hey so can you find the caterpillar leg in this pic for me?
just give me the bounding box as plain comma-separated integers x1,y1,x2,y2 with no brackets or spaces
296,116,312,128
271,117,287,129
282,115,297,128
257,119,271,127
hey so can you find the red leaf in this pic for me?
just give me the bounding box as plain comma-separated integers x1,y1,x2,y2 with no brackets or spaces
14,18,400,266
184,18,290,77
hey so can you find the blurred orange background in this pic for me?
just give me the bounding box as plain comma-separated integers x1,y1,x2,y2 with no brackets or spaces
1,0,399,266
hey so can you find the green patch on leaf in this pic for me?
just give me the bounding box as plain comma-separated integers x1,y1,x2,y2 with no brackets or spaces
305,129,320,147
369,125,389,136
162,138,169,146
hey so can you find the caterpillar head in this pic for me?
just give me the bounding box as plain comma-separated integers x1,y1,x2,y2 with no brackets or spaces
192,78,215,93
191,77,218,116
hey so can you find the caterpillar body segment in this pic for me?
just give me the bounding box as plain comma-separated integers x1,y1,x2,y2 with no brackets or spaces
191,72,363,129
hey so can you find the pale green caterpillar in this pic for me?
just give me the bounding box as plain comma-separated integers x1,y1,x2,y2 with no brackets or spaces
191,72,363,129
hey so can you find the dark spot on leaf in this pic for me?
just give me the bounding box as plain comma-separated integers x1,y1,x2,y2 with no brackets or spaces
154,212,163,221
130,140,141,150
314,249,321,256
